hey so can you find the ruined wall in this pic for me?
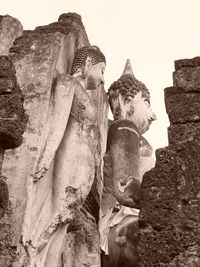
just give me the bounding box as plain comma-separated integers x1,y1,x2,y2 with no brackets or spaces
0,13,108,267
0,15,25,267
138,57,200,266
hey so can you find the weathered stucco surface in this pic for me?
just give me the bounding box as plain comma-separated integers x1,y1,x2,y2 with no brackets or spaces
0,15,23,56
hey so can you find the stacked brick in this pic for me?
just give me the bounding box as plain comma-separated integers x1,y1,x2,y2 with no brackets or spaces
0,56,26,149
138,57,200,266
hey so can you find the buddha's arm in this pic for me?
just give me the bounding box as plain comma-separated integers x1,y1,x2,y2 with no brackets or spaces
33,74,75,181
108,120,141,208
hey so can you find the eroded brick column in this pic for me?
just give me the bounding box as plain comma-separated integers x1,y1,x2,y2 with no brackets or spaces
0,18,24,266
138,57,200,266
0,56,26,266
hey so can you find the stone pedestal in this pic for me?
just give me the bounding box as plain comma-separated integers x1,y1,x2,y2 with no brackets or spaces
138,57,200,266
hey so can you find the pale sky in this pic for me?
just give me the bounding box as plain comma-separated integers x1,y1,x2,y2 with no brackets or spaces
2,0,200,153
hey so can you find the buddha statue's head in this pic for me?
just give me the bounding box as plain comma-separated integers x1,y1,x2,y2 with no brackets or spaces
108,59,156,134
70,45,106,90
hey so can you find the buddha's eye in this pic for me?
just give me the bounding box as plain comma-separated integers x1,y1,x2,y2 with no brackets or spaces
144,99,150,107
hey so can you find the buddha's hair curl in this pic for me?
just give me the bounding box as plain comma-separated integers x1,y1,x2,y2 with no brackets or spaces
70,45,106,75
108,74,150,119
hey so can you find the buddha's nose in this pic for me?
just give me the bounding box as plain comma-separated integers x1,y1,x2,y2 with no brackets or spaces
100,76,105,85
150,110,157,121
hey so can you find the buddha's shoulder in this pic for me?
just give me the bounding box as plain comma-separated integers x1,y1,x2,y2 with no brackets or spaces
108,119,140,138
56,73,80,87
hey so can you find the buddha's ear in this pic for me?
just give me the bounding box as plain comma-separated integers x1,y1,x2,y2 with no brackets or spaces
84,56,92,71
73,56,92,79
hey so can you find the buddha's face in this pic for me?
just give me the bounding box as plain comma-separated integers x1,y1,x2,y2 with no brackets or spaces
125,91,157,134
85,62,105,90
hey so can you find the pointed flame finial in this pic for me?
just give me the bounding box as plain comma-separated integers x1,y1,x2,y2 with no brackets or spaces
122,59,135,77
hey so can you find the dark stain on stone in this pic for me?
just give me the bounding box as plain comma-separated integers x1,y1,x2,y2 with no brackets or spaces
0,176,9,218
83,167,100,223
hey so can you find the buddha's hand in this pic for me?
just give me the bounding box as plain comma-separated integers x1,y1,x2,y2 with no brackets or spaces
115,176,141,209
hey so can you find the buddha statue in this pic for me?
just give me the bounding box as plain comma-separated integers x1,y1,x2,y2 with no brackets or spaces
21,46,106,266
100,59,156,267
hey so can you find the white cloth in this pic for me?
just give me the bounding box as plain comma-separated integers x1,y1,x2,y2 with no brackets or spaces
100,206,139,254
